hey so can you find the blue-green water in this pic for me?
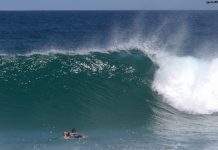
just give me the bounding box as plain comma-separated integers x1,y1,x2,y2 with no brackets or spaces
1,11,218,149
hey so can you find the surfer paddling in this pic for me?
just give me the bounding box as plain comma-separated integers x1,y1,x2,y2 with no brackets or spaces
64,131,71,140
64,128,84,139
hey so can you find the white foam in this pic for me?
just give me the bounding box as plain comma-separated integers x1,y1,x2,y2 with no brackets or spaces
1,34,218,115
152,53,218,114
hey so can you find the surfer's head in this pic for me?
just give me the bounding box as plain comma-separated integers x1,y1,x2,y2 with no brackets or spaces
71,128,77,133
64,131,70,137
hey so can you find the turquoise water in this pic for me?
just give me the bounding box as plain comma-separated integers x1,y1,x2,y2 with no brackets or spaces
0,51,155,130
1,11,218,149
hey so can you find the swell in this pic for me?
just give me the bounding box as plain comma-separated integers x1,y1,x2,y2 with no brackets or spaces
0,50,161,130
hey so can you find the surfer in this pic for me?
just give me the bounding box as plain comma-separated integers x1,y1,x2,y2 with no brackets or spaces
63,131,71,140
70,128,83,138
63,128,83,139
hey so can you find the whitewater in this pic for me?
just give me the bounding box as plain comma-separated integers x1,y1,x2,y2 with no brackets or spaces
1,11,218,150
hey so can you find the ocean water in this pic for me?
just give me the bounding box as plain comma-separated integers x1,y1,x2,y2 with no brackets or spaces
1,11,218,150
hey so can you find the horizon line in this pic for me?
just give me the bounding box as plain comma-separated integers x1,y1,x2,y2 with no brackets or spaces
0,9,217,11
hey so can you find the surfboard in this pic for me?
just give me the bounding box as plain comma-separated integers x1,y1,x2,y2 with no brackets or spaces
64,135,88,140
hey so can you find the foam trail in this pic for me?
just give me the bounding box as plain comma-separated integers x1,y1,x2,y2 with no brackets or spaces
152,53,218,114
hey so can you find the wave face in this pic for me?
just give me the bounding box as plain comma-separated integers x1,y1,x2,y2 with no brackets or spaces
1,10,218,150
0,50,158,130
2,47,218,129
